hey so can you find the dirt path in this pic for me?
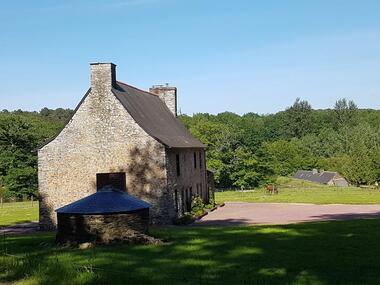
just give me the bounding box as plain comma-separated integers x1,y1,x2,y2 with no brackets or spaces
195,202,380,226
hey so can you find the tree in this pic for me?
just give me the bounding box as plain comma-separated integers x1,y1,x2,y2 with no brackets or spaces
283,98,313,138
260,139,316,176
0,112,64,197
0,177,9,206
331,98,358,129
230,147,267,189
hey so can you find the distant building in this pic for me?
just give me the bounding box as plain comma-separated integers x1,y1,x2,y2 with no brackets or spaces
293,169,349,187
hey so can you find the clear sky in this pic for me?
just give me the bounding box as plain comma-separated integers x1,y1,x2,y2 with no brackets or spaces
0,0,379,115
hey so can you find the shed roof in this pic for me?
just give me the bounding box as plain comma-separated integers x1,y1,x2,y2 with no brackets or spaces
56,187,150,215
293,170,338,184
112,82,205,148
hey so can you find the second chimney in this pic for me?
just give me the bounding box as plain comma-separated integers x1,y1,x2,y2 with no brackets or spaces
90,63,116,91
150,84,177,116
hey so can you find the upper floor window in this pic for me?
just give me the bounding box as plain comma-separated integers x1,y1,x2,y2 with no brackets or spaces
176,154,181,176
193,152,197,169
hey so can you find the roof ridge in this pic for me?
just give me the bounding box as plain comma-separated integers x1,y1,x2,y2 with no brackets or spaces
116,81,158,97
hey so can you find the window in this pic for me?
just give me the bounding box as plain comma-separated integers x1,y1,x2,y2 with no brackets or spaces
174,189,178,213
185,188,191,212
193,152,197,169
199,152,203,169
176,154,180,176
96,172,126,192
181,189,185,214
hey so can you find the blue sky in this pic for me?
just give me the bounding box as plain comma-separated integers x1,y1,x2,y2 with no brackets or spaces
0,0,379,115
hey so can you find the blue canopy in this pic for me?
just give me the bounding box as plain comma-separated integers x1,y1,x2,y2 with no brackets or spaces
56,187,150,214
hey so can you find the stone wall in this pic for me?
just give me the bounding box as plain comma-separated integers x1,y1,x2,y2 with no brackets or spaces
38,64,168,229
166,148,208,215
56,210,149,244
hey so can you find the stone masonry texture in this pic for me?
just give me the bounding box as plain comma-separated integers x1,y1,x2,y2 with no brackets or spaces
56,209,149,244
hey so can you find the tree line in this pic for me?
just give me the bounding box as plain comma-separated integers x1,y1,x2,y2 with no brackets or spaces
0,100,379,198
0,108,73,199
180,99,380,189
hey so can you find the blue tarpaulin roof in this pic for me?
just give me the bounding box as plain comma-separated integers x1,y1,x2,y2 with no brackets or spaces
56,187,150,214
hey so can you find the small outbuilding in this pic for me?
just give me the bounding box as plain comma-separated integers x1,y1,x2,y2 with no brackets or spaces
293,169,349,187
56,186,150,244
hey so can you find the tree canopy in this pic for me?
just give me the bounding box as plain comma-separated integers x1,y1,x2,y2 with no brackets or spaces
0,100,379,197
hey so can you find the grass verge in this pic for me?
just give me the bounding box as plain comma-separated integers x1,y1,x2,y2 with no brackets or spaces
1,219,380,284
216,177,380,204
0,202,39,227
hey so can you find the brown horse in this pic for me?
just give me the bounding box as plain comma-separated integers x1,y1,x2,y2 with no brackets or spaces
266,184,278,194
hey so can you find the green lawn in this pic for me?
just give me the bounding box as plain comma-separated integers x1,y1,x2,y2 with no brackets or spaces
216,177,380,204
2,219,380,284
215,187,380,204
0,202,39,227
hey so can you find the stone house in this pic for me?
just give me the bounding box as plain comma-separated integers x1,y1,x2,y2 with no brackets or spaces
38,63,209,230
293,169,349,187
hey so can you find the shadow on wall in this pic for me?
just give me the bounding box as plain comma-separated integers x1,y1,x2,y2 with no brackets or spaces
40,142,171,229
38,192,56,231
118,142,171,224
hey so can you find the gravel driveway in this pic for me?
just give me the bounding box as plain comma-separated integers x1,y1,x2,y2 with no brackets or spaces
195,202,380,226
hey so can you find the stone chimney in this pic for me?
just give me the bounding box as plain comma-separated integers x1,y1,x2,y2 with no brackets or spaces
90,63,116,90
149,84,177,116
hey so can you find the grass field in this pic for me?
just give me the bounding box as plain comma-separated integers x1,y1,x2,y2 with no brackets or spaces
1,219,380,284
0,202,39,227
216,177,380,204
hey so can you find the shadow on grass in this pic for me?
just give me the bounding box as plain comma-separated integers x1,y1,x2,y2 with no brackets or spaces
192,218,253,226
0,220,38,227
311,211,380,221
2,219,380,284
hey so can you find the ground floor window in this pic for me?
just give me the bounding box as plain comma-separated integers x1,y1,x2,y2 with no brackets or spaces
96,172,126,191
174,189,178,213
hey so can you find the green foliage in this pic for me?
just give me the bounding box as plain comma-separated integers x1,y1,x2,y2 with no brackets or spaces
282,98,314,138
181,98,380,188
0,177,9,204
0,99,379,196
331,98,358,129
230,147,266,189
191,195,206,216
0,109,68,197
260,139,315,176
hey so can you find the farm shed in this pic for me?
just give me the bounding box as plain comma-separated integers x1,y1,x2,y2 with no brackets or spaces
293,169,349,187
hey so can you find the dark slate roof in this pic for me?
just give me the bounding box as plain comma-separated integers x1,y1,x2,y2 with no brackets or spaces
56,187,150,215
112,82,205,148
293,170,337,184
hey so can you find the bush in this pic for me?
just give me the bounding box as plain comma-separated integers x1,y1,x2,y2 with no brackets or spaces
172,213,194,225
191,196,205,216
